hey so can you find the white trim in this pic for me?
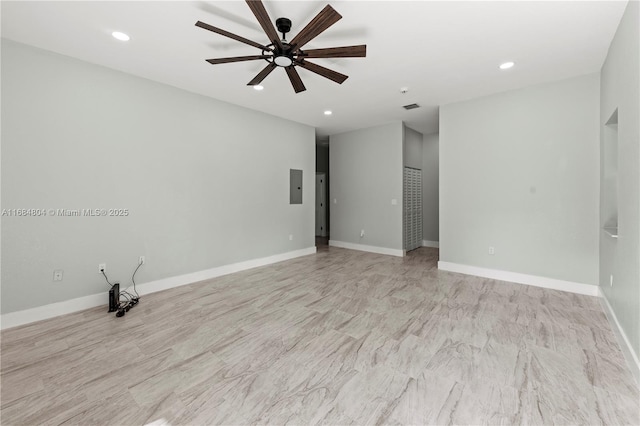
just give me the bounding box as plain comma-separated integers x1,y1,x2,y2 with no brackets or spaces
328,240,404,257
437,261,599,296
598,287,640,386
422,240,440,248
0,247,317,330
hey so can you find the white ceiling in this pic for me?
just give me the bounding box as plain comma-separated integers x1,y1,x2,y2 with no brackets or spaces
1,1,627,138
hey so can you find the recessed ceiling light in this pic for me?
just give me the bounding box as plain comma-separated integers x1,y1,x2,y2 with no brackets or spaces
253,85,264,91
499,61,515,70
112,31,130,41
324,110,332,116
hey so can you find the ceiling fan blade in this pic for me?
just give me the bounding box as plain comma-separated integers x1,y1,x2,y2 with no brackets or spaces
296,60,348,84
285,66,306,93
289,5,342,50
299,45,366,59
247,63,277,85
206,55,270,65
196,21,271,51
245,0,284,51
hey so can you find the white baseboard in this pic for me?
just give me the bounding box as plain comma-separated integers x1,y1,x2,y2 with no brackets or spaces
422,240,440,248
0,247,317,330
329,240,404,257
598,287,640,386
437,261,599,297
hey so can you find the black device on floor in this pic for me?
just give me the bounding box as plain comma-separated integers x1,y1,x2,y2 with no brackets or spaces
104,262,142,318
108,283,120,312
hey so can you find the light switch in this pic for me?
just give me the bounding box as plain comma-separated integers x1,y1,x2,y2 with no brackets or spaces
391,199,398,205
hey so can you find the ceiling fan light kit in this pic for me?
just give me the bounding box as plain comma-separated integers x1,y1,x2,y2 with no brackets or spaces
196,0,366,93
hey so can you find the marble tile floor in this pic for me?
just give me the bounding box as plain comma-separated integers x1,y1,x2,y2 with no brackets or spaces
1,247,638,425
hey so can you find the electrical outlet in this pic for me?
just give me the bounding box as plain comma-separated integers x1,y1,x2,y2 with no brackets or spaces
289,234,293,241
53,270,63,281
488,246,495,255
610,274,613,287
99,263,106,273
360,229,365,238
139,256,145,265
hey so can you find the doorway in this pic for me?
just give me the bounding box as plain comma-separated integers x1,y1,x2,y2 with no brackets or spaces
316,142,329,246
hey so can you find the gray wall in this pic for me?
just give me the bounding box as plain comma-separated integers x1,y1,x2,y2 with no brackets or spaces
1,40,315,314
440,73,600,285
599,1,639,359
403,126,423,169
330,122,403,250
422,133,439,243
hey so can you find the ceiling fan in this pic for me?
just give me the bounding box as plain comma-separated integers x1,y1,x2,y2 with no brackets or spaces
195,0,366,93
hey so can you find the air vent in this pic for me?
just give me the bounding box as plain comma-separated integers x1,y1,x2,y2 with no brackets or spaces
402,103,420,110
